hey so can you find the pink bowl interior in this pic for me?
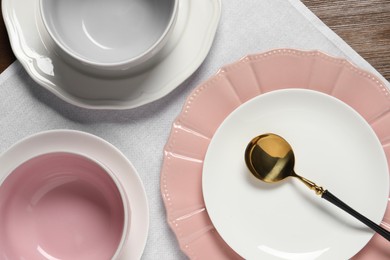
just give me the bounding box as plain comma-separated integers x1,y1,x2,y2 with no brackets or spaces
0,152,125,259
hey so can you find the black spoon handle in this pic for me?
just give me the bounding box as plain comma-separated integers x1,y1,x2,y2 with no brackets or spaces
321,190,390,242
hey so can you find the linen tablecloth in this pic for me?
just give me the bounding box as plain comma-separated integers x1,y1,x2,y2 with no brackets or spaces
1,0,389,259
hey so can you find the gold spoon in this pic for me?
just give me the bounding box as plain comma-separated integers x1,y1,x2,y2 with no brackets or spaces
244,133,390,241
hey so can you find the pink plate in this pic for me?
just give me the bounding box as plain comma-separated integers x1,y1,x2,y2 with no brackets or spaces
160,49,390,259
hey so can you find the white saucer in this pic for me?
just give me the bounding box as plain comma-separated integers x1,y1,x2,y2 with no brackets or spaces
203,89,389,260
0,130,149,260
2,0,221,109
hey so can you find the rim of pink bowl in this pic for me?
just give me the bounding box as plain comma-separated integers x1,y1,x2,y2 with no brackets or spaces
0,151,130,260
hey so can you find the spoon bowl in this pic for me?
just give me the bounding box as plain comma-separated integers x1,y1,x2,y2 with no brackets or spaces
245,133,295,183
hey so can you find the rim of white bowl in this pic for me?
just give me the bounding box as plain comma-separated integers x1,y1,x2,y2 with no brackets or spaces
38,0,179,69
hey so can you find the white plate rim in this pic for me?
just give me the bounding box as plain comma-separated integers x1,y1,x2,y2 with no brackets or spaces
0,129,149,260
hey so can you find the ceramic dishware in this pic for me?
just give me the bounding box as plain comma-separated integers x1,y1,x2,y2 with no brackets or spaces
161,49,390,259
0,151,129,259
203,89,389,259
3,0,221,109
39,0,178,75
0,130,149,259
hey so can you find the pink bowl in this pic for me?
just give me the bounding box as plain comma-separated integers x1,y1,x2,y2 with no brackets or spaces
0,152,129,259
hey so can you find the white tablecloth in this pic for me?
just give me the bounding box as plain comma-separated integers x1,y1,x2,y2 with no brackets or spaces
1,0,388,259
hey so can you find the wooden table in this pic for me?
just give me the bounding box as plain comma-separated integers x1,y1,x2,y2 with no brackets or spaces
301,0,390,81
1,0,389,81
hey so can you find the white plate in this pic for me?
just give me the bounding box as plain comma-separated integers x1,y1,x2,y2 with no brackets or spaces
203,89,389,260
2,0,221,109
0,130,149,260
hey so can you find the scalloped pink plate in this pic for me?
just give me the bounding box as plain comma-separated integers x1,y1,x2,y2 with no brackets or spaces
161,49,390,259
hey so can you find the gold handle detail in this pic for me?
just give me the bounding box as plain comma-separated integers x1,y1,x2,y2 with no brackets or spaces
295,174,325,196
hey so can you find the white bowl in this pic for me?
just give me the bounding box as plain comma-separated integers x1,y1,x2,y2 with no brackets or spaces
39,0,178,75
